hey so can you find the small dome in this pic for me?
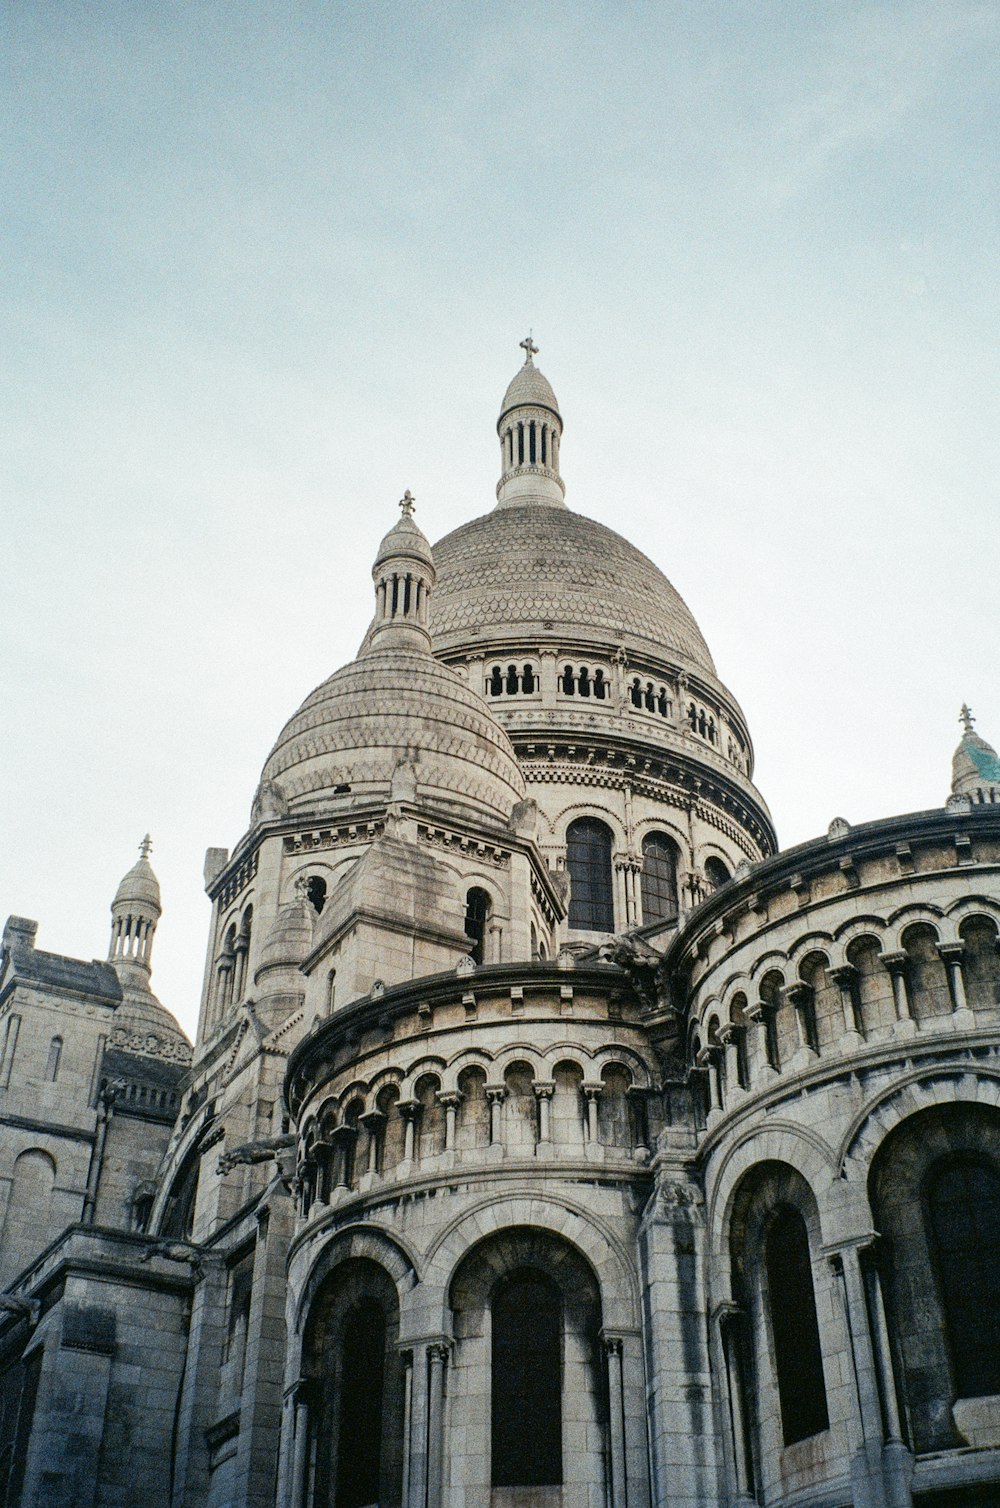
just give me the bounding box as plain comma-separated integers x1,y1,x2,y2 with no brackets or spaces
374,501,434,572
111,991,191,1061
113,838,161,912
259,648,526,825
953,710,1000,799
499,361,561,423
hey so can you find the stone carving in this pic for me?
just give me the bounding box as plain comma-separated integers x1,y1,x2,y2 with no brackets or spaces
598,934,663,1009
251,778,289,825
218,1133,296,1176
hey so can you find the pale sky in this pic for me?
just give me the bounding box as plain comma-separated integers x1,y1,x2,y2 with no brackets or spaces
3,2,998,1038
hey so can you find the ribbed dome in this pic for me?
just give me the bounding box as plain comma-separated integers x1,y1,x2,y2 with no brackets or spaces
431,506,716,673
113,847,161,911
374,509,434,571
260,648,526,825
499,362,561,422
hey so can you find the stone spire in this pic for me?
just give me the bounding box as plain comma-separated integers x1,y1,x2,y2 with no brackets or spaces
496,335,566,509
951,705,1000,804
109,835,162,986
365,492,436,654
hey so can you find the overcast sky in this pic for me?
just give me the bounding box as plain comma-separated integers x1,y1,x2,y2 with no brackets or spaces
3,1,998,1038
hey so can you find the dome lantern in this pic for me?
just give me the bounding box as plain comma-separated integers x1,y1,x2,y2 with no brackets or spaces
496,336,566,509
109,834,161,979
367,491,436,654
952,704,1000,804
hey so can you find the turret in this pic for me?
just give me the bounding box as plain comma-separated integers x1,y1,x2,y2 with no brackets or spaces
108,835,161,990
496,335,566,508
366,490,436,653
952,704,1000,805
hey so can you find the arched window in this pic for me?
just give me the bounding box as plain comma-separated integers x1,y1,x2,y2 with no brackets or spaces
488,666,503,696
593,669,607,699
926,1158,1000,1398
640,833,679,924
578,666,591,697
306,875,327,914
465,887,491,964
561,664,575,694
566,818,614,932
491,1271,562,1487
46,1036,62,1082
705,856,731,891
505,664,519,694
765,1206,829,1444
521,663,536,693
630,678,642,708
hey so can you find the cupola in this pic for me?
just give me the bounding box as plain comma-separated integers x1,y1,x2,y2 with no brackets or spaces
368,490,436,652
109,835,161,983
952,705,1000,805
496,336,566,508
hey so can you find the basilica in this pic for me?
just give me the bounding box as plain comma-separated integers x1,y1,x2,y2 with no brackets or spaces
2,343,999,1508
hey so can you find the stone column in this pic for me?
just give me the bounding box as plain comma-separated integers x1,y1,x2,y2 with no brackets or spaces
746,1000,778,1077
881,951,914,1029
696,1046,723,1112
714,1303,755,1505
717,1024,742,1097
400,1350,414,1508
485,1084,506,1144
407,1344,434,1508
360,1109,384,1175
602,1333,628,1506
581,1082,602,1144
438,1092,462,1152
399,1099,420,1164
613,856,629,930
331,1125,356,1190
785,981,818,1053
287,1386,311,1508
830,963,865,1040
427,1342,450,1508
829,1238,913,1508
938,943,973,1023
534,1081,554,1143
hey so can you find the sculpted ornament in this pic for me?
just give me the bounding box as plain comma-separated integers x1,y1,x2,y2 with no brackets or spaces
218,1132,296,1177
598,934,664,1009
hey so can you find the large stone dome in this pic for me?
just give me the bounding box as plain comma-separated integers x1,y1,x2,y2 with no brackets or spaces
259,647,526,826
431,504,716,673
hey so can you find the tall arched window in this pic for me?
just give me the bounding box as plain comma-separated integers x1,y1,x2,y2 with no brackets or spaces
337,1300,387,1507
566,818,614,932
465,887,491,964
765,1206,829,1444
705,856,731,891
926,1158,1000,1398
640,833,679,923
491,1270,563,1487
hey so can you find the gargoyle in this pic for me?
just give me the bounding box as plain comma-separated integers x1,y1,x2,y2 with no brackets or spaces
0,1294,40,1325
217,1132,296,1176
598,934,664,1010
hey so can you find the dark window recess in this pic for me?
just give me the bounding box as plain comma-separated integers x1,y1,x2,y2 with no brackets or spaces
333,783,351,795
927,1158,1000,1398
705,857,731,891
765,1206,829,1444
641,833,679,923
465,888,490,964
306,875,327,914
491,1271,563,1486
566,818,614,932
336,1300,387,1508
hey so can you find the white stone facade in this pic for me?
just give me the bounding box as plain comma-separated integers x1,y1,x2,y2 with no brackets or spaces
1,346,999,1508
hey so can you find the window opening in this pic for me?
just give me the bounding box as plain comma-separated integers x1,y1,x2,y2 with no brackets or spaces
927,1158,1000,1397
593,669,606,699
765,1206,829,1444
306,875,327,914
465,888,491,965
567,818,614,932
640,833,679,924
561,665,575,695
336,1300,387,1508
489,667,503,696
46,1036,62,1082
521,664,536,693
491,1271,563,1486
505,664,519,694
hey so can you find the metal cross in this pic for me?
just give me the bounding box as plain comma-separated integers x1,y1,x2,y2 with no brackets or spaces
399,490,416,516
520,333,538,364
960,703,976,734
139,834,153,858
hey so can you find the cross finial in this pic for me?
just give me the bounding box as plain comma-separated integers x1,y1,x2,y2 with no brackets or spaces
520,333,538,364
399,489,416,517
139,834,153,859
960,703,976,735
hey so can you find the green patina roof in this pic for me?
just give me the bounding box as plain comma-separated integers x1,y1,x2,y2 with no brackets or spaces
965,736,1000,782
